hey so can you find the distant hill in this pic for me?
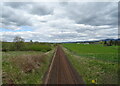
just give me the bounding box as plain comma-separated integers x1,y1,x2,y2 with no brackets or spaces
62,38,120,43
101,38,120,41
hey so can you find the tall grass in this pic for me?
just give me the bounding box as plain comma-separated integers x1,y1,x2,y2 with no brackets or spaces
2,51,53,84
65,50,118,84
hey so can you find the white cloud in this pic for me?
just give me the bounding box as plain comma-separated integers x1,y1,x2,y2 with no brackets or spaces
0,2,118,42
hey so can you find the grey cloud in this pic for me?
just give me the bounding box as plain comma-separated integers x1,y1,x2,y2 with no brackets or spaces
29,4,53,16
1,5,32,28
4,2,53,16
4,2,28,8
59,2,68,6
1,2,118,42
62,2,118,26
1,2,54,30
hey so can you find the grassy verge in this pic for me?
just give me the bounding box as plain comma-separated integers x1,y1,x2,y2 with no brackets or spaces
62,44,118,84
2,50,54,84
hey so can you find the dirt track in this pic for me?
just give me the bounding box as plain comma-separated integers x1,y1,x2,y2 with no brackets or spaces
43,45,85,85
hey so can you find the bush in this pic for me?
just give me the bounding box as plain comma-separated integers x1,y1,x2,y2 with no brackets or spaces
2,42,52,52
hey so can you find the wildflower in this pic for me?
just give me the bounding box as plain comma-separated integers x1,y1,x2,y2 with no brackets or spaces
92,80,96,84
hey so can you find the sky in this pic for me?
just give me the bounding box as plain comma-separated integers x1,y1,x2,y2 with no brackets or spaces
0,1,118,42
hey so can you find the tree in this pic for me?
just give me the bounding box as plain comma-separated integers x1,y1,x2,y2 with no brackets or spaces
109,40,113,46
115,40,120,46
30,40,33,43
13,36,25,50
13,36,24,42
104,41,107,46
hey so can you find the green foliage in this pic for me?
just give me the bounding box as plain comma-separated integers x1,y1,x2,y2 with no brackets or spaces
2,42,14,51
103,40,120,46
2,42,52,52
23,43,51,52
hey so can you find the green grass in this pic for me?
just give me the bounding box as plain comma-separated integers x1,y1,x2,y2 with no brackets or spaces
63,43,118,53
2,50,54,84
62,43,118,84
63,43,118,62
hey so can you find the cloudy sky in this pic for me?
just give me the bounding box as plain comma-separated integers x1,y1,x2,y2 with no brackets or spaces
0,1,118,42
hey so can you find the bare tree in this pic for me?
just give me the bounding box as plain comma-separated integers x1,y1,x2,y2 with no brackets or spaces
13,36,25,50
13,36,24,42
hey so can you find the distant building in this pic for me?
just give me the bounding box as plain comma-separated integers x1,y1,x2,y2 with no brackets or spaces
83,43,89,44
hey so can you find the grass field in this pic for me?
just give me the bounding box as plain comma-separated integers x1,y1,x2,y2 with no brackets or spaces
63,43,118,84
2,50,54,84
63,43,118,62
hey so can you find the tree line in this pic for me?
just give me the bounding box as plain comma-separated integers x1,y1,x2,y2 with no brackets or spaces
103,40,120,46
2,36,52,52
